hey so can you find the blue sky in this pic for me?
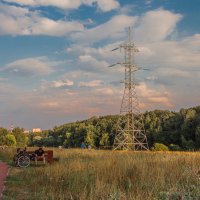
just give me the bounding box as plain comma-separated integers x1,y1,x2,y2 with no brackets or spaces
0,0,200,130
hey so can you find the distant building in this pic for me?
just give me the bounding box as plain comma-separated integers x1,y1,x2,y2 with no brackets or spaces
24,130,30,134
32,128,42,133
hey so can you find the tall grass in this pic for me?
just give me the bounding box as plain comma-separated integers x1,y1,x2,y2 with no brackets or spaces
1,148,200,200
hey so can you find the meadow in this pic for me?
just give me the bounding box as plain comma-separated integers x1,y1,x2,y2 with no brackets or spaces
0,148,200,200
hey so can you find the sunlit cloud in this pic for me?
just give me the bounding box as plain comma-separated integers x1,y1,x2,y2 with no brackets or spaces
53,80,74,88
3,0,120,12
0,3,83,36
0,1,200,129
78,80,103,87
1,57,59,76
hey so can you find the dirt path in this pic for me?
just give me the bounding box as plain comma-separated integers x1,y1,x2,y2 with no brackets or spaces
0,161,8,199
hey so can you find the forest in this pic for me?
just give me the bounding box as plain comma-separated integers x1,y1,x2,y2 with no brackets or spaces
1,105,200,151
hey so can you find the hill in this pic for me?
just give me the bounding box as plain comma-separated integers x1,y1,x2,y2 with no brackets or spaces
29,106,200,150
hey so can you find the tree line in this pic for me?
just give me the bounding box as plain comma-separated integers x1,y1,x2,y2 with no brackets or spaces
1,106,200,150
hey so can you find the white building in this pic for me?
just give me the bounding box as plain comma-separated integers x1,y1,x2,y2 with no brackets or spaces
32,128,42,133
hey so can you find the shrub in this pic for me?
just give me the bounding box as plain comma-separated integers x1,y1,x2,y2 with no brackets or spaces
151,143,169,151
169,144,181,151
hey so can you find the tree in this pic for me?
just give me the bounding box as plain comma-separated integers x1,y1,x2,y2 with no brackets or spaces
15,105,200,150
63,132,72,147
195,126,200,148
5,134,17,146
12,127,28,146
85,131,95,147
100,133,109,146
0,127,9,145
169,144,181,151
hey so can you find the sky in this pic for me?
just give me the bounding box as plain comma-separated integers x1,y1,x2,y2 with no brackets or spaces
0,0,200,130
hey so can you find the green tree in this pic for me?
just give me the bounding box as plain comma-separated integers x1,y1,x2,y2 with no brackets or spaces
63,132,72,147
0,127,9,145
12,127,28,146
5,134,17,146
169,144,181,151
85,125,95,147
100,133,109,146
195,126,200,148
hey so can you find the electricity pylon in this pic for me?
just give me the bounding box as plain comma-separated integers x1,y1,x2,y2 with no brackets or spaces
110,27,149,150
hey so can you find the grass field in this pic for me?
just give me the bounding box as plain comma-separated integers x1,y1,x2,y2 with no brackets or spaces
0,148,200,200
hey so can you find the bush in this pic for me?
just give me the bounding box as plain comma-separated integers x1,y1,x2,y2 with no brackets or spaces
151,143,169,151
169,144,181,151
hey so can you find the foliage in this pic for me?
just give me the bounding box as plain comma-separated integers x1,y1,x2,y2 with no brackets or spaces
5,134,17,146
25,106,200,150
1,106,200,150
0,127,28,147
0,127,9,145
151,143,169,151
169,144,181,151
12,127,28,147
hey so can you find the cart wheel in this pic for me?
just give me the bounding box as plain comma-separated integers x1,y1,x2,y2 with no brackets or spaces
18,156,30,168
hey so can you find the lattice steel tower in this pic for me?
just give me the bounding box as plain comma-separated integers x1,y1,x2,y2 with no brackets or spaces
111,27,149,150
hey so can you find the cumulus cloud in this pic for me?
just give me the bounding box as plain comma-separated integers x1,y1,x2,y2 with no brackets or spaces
78,54,110,72
52,80,74,88
40,79,74,91
135,9,182,42
78,80,103,87
136,82,173,109
1,5,200,129
0,3,83,36
66,42,122,62
91,0,120,12
3,0,120,12
72,15,136,43
137,40,200,69
1,56,59,75
66,8,200,111
157,68,191,78
39,101,60,109
71,9,181,44
68,9,183,70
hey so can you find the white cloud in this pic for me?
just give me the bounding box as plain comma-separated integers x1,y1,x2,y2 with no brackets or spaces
118,4,135,15
78,80,103,87
2,56,59,75
94,87,114,95
72,15,136,43
137,38,200,72
71,9,181,44
31,18,84,36
145,0,153,5
92,0,119,12
65,8,200,111
3,0,119,12
135,9,182,42
136,82,173,109
157,68,191,78
52,80,74,88
66,42,122,61
39,101,60,109
0,3,83,36
78,54,109,72
1,5,200,129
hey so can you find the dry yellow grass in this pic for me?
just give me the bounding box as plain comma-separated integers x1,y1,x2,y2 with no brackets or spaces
1,148,200,200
